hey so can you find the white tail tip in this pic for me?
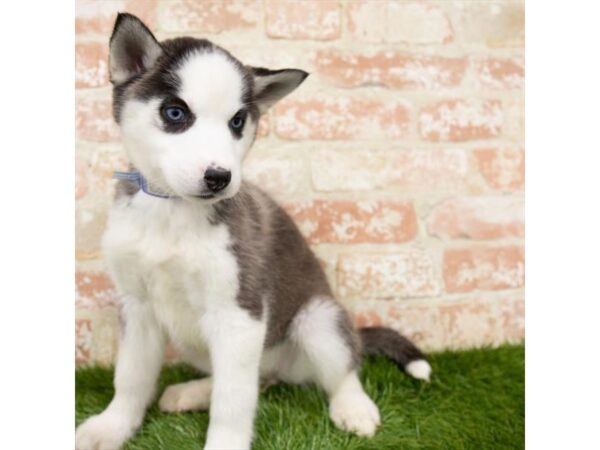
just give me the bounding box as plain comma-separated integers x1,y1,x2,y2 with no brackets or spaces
405,359,432,382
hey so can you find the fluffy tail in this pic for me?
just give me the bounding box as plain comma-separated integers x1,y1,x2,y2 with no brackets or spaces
359,327,432,381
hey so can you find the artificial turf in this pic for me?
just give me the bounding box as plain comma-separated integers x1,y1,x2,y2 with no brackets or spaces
76,344,524,449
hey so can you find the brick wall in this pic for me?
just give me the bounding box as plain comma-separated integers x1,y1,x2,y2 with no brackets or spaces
75,0,525,366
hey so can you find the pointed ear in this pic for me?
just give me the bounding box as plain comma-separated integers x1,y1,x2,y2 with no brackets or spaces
251,68,309,113
109,13,163,84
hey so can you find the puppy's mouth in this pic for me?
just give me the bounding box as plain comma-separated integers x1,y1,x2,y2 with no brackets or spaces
193,192,217,199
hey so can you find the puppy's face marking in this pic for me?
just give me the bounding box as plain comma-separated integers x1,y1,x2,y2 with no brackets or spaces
109,13,308,202
119,48,254,200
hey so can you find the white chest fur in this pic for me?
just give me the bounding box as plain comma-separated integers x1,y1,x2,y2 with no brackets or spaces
102,194,240,350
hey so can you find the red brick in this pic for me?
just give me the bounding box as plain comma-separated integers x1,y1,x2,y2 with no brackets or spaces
311,148,474,192
75,0,157,35
284,200,417,244
274,97,410,140
352,307,384,329
443,246,524,293
226,44,306,72
505,98,525,140
314,49,466,89
92,307,120,366
474,148,524,191
158,0,260,33
434,300,503,349
266,0,340,40
312,248,338,292
350,297,506,350
85,147,129,196
420,100,503,141
75,149,128,261
355,296,525,349
76,271,116,309
76,319,92,366
473,57,524,90
75,156,88,200
449,1,524,48
347,1,452,44
349,300,448,350
427,197,524,240
75,203,109,261
76,95,120,142
243,153,307,198
76,41,109,89
499,296,525,342
337,250,441,300
346,0,385,42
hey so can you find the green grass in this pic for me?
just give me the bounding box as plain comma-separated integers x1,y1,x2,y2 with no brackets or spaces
76,344,524,450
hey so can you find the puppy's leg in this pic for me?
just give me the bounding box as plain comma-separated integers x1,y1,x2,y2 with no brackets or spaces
202,313,264,450
159,377,212,412
291,297,381,438
200,308,266,450
327,371,381,438
76,298,165,450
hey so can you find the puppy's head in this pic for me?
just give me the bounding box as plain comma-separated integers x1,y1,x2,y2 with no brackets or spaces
109,13,308,201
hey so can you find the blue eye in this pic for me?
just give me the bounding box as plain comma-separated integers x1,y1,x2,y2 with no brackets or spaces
163,106,186,123
229,115,245,130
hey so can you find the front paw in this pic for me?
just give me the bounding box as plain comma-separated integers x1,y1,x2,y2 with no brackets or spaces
204,441,249,450
204,427,251,450
75,412,137,450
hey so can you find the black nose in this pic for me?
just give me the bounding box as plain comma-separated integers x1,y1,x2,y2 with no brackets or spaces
204,167,231,193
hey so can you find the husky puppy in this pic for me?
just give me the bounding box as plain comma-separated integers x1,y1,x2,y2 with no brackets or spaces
75,13,431,450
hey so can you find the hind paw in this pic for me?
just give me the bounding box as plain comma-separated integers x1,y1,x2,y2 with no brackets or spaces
329,391,381,437
159,378,212,413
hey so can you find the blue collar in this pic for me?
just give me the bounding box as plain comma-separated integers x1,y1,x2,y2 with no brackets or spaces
112,171,175,199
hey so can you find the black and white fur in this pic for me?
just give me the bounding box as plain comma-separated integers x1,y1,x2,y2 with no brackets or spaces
75,13,431,450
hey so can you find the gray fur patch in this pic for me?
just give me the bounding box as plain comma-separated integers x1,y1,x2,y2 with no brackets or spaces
211,183,334,347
